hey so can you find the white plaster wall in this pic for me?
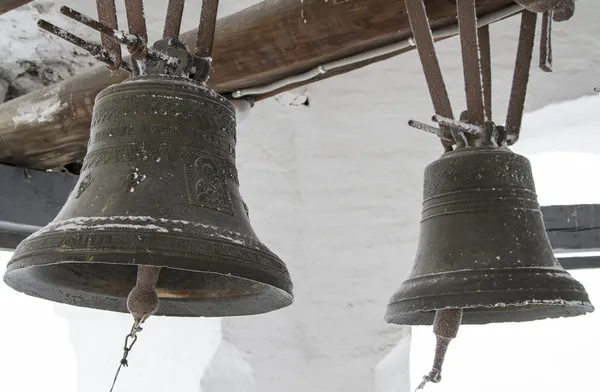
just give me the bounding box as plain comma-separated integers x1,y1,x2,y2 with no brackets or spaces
1,1,600,392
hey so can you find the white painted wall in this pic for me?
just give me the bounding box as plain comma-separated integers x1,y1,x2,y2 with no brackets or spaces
1,1,600,392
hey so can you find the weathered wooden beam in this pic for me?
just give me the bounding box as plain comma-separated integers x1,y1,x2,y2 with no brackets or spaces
542,204,600,270
0,0,32,15
542,204,600,251
0,163,77,250
0,0,517,170
556,256,600,271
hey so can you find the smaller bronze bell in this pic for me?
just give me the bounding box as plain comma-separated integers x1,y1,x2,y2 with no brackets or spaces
385,147,594,326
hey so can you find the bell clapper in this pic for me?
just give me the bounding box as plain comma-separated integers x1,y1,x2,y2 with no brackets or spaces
108,265,161,392
416,309,463,391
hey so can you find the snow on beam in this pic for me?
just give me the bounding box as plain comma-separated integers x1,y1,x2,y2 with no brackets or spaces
0,0,517,170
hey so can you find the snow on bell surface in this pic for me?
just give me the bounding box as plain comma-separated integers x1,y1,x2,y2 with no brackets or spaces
3,74,294,317
385,147,594,325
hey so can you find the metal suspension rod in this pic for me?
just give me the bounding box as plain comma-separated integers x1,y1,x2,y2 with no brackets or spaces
478,25,492,120
164,0,186,39
540,10,553,72
96,0,122,70
457,0,485,125
505,10,537,145
195,0,220,58
37,19,132,72
60,6,178,64
404,0,454,150
124,0,148,42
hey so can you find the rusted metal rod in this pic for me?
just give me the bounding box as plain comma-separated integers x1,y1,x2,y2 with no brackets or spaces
408,119,454,143
164,0,186,39
195,0,219,58
457,0,485,125
124,0,148,42
539,11,553,72
37,19,132,72
478,25,492,120
404,0,454,121
432,115,484,136
505,10,537,145
404,0,455,150
61,6,117,39
96,0,122,70
60,6,178,65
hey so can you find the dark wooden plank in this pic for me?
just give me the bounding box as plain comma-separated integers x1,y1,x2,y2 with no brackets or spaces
0,0,517,170
542,205,600,251
542,204,600,230
556,256,600,271
0,0,32,15
0,163,77,250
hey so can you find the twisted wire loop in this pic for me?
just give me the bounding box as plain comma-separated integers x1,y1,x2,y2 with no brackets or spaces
108,323,143,392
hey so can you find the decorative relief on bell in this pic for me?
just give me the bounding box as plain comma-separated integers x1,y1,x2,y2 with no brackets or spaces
183,153,234,215
74,173,93,199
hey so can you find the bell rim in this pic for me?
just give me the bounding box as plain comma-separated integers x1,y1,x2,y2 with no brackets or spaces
4,259,294,318
385,267,594,325
4,228,294,317
384,297,594,326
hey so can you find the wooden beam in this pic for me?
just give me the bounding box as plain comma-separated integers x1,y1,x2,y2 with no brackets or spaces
556,256,600,271
0,0,517,170
0,163,77,250
542,204,600,251
0,0,32,15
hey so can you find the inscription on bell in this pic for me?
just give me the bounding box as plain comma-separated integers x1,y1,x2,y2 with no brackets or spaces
93,95,236,139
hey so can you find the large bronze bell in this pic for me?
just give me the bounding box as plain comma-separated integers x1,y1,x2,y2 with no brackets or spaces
3,75,294,317
386,147,593,326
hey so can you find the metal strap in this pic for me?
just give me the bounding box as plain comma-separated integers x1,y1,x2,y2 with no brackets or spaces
195,0,220,58
505,11,538,145
404,0,454,150
478,25,492,120
164,0,186,39
540,11,553,72
457,0,485,125
96,0,122,70
124,0,148,42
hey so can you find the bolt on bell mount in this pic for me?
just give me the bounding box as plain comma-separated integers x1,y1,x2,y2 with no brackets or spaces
3,1,294,391
394,0,593,390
